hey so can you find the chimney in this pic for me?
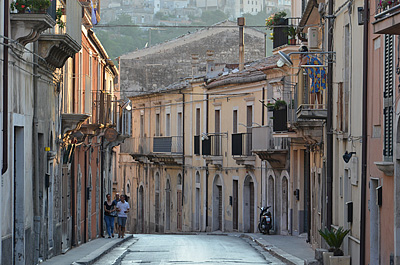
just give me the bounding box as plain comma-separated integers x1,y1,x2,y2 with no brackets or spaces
238,17,245,71
191,54,199,77
206,50,214,74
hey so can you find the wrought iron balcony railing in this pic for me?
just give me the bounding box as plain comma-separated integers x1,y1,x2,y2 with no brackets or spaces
232,132,253,156
202,134,223,156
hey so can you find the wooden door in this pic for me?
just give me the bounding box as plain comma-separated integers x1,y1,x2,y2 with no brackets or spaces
233,180,238,230
177,190,182,231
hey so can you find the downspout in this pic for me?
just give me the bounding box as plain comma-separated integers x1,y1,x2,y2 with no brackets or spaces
33,40,40,263
100,62,106,238
84,147,87,242
360,0,369,263
71,56,77,245
182,91,185,208
2,0,9,175
326,0,334,230
205,94,209,228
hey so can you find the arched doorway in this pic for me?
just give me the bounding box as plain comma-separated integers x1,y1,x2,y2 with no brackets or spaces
244,175,255,232
212,175,223,231
165,178,171,231
177,173,182,231
155,172,160,232
138,185,145,233
282,176,289,232
267,175,275,222
195,171,201,231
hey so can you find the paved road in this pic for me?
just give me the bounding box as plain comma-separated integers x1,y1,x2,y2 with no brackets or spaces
93,234,289,265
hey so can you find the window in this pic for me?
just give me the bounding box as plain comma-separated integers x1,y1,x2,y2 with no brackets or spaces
178,112,183,136
246,105,253,133
215,109,220,133
196,108,201,135
166,113,171,136
156,113,160,136
233,109,238,133
140,114,144,138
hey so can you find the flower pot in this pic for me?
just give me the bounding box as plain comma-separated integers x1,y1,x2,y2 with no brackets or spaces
322,252,333,265
329,255,350,265
288,38,296,45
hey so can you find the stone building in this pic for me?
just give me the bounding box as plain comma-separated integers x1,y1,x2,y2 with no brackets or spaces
0,0,123,263
119,20,267,97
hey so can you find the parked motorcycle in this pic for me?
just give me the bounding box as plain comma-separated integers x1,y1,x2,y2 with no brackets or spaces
258,206,272,234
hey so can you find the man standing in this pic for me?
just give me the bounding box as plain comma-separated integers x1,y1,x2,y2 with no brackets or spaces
116,195,130,238
113,193,120,235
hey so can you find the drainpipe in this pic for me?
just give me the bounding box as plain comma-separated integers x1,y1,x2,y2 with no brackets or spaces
84,147,87,242
360,0,369,263
2,0,9,175
33,40,40,263
205,94,209,229
182,91,185,208
326,0,334,230
238,17,245,71
72,56,77,245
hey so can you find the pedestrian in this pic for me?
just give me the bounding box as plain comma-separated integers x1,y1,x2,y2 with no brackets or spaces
104,193,117,238
116,194,130,238
113,193,120,235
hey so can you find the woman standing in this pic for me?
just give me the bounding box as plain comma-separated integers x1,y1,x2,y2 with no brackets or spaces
104,193,116,238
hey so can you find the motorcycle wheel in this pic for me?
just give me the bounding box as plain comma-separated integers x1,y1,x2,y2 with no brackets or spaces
258,223,262,233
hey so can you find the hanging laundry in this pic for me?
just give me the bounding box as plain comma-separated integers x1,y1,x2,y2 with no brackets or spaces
303,55,327,93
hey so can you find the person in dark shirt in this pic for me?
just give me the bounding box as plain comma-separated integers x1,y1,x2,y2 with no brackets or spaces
104,193,116,238
113,193,120,235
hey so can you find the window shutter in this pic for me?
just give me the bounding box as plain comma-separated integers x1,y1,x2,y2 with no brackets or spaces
383,34,394,161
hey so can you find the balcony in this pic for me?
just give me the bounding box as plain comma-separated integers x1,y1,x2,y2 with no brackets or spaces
38,0,82,70
151,136,183,165
232,132,256,166
120,136,183,165
202,134,223,167
252,126,289,169
373,2,400,34
296,104,327,119
10,13,55,48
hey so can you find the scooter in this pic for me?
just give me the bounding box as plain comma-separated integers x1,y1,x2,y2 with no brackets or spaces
258,206,272,234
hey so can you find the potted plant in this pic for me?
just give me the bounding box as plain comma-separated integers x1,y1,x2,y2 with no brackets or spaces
272,100,287,132
287,26,297,45
266,102,275,111
319,227,351,265
56,8,65,29
265,11,287,30
10,0,51,13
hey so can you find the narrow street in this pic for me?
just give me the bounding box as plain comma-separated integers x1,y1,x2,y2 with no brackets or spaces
93,234,289,265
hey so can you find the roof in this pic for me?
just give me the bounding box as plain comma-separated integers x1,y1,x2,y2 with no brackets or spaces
205,55,279,89
120,20,265,59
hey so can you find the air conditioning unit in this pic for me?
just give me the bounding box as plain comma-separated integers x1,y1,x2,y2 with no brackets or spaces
308,27,319,49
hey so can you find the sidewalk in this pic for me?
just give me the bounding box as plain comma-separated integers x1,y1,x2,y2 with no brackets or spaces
40,235,133,265
242,233,316,265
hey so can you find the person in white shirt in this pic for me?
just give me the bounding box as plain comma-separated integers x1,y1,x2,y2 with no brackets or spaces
116,195,130,238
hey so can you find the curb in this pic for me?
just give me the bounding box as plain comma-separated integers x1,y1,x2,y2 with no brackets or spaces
241,234,304,265
73,235,134,265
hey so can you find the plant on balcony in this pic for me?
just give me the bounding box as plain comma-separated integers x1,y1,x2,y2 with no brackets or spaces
318,227,350,256
274,100,287,110
56,8,65,29
379,0,397,9
265,11,287,29
11,0,31,13
10,0,51,13
287,26,297,45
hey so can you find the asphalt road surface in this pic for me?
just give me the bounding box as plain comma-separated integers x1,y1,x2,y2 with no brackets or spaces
93,234,289,265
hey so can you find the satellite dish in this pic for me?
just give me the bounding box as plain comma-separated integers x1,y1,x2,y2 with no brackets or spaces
277,51,293,67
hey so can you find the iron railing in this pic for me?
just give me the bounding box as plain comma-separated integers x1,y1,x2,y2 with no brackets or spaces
232,132,252,156
153,136,183,154
202,134,223,156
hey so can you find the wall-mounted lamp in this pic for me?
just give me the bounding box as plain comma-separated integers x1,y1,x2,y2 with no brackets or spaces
358,7,364,25
343,151,356,163
277,51,293,67
120,99,132,110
